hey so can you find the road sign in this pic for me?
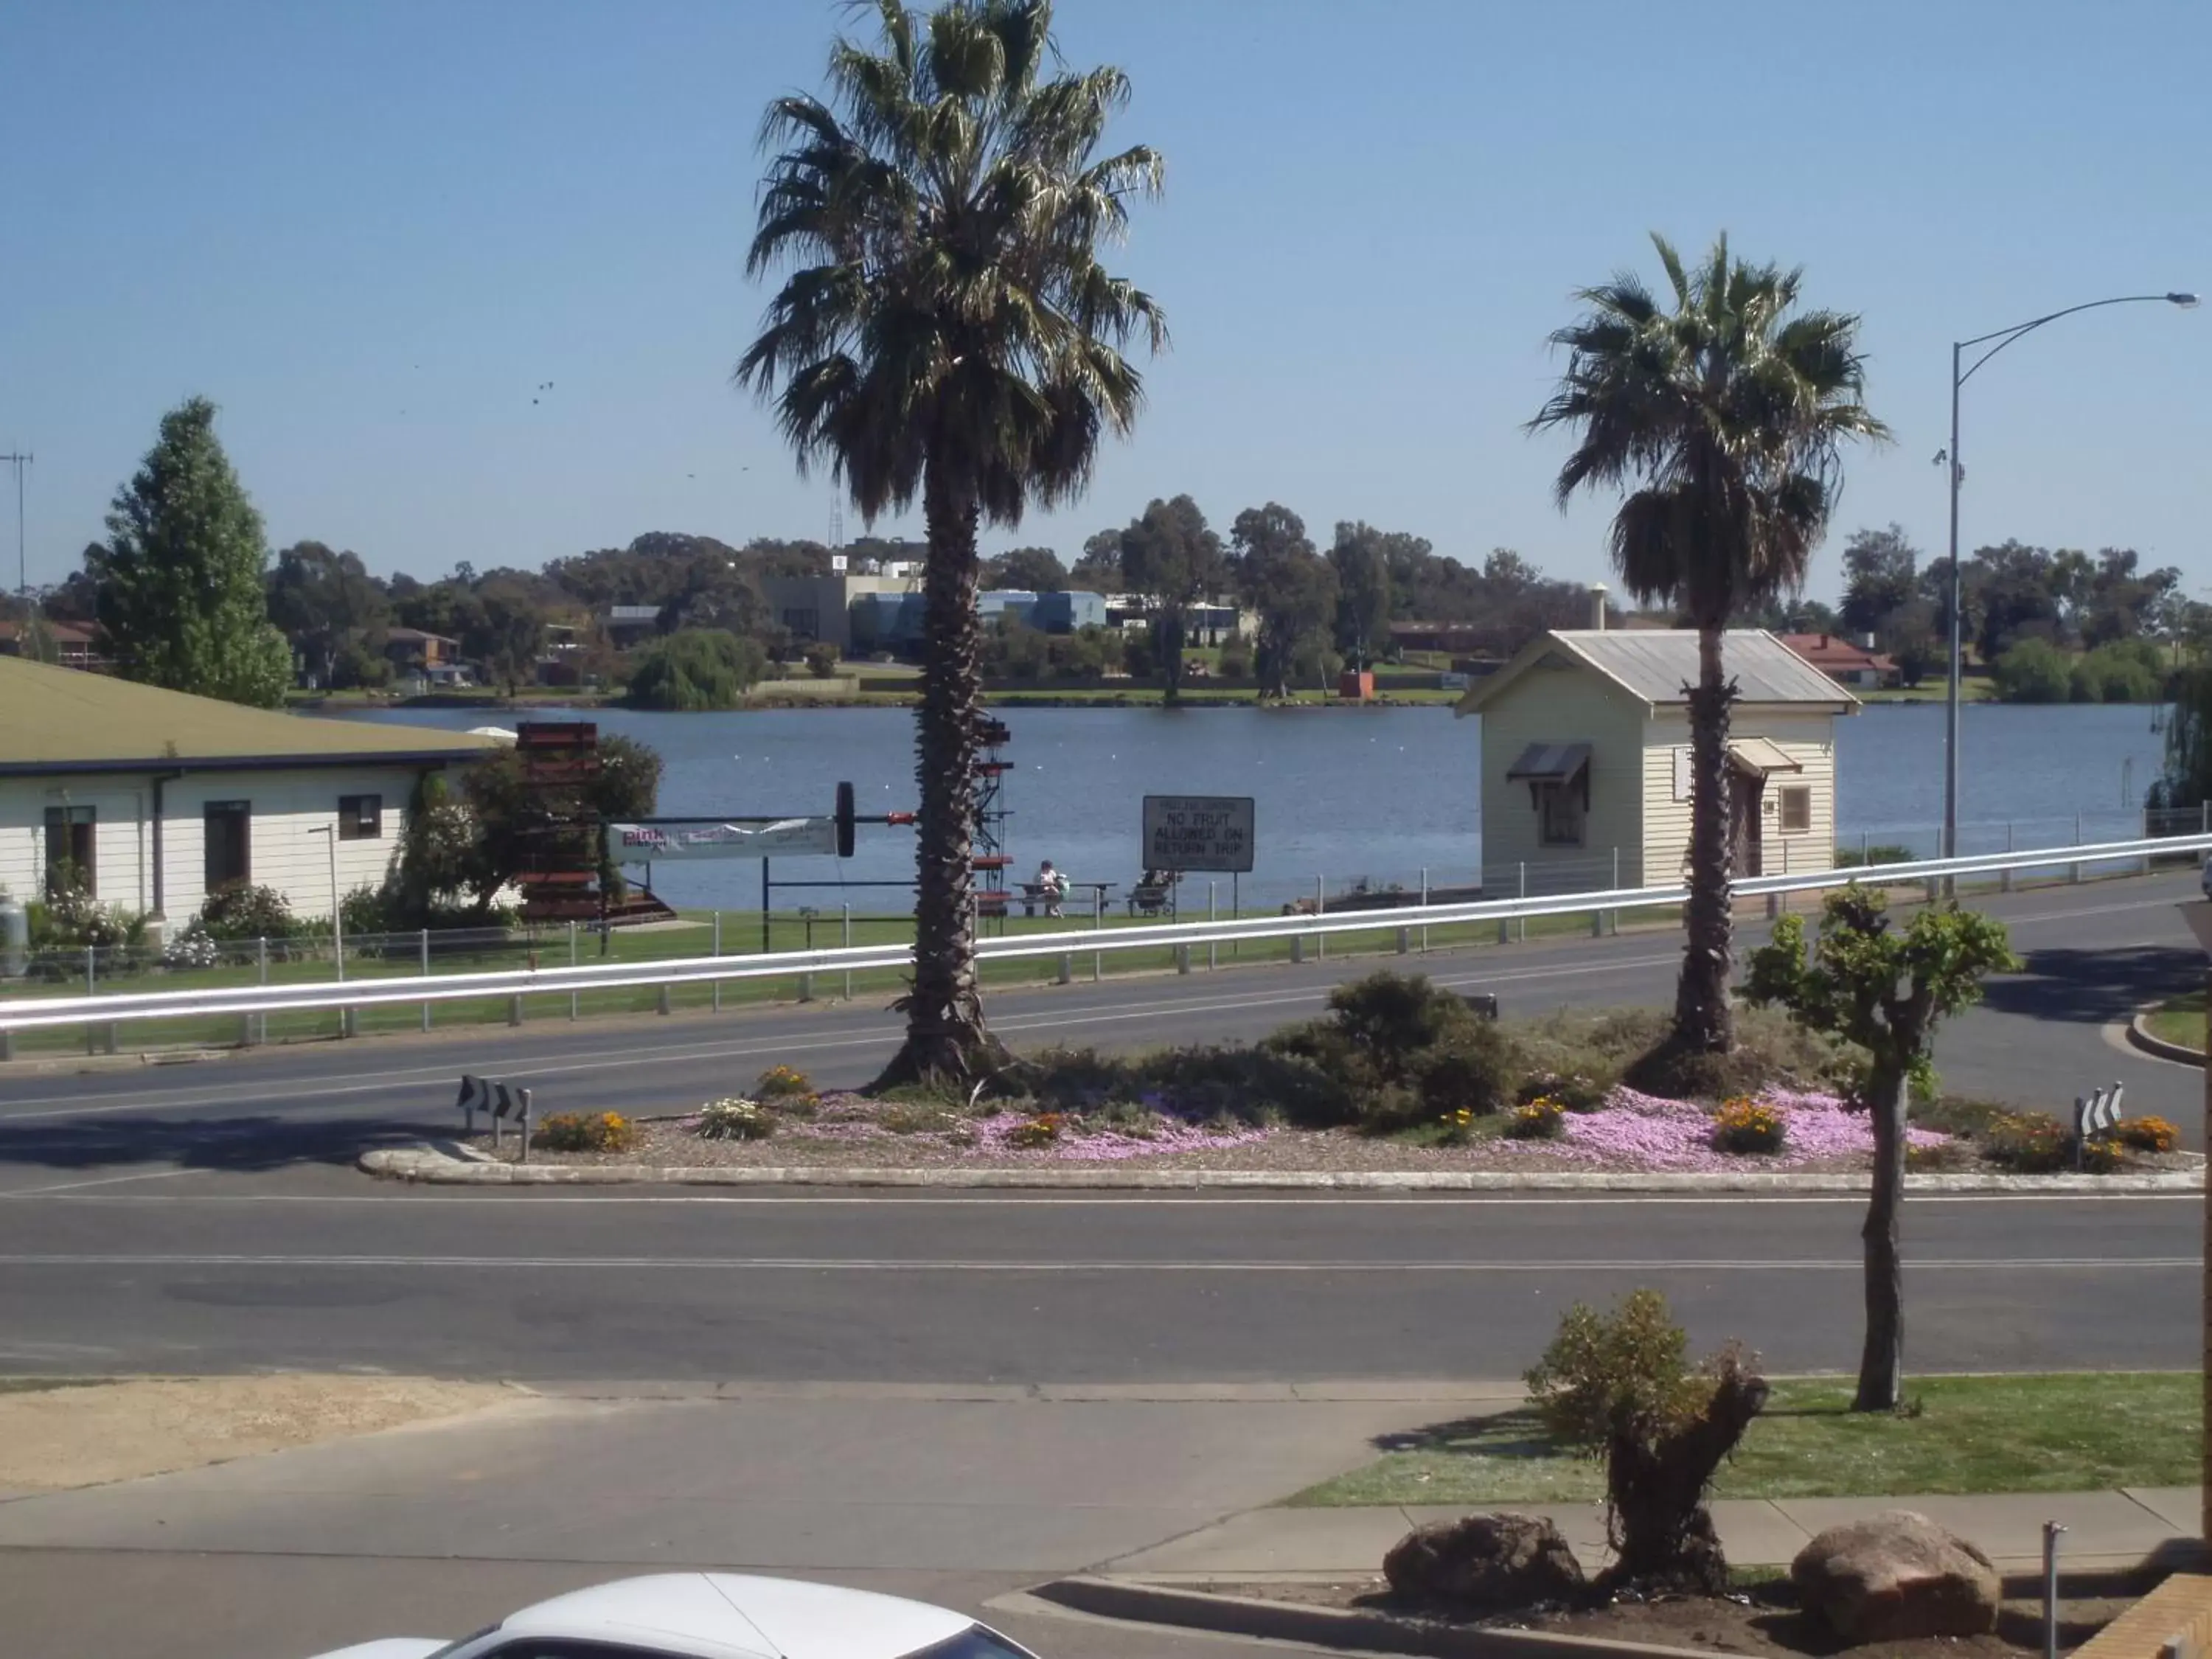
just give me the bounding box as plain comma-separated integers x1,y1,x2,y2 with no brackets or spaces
1142,795,1256,873
610,818,838,858
2075,1082,2124,1141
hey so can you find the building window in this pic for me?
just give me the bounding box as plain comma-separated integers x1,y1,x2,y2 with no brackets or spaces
204,801,251,891
338,794,383,841
1778,785,1812,834
43,805,96,897
1536,779,1587,847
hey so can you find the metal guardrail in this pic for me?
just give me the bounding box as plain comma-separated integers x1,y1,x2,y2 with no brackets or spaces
1,831,2205,1037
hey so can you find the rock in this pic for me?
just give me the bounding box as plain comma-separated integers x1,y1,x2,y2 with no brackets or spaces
1790,1510,2001,1643
1383,1512,1585,1609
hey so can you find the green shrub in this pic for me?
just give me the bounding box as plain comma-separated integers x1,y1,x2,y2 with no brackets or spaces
30,874,150,953
533,1110,638,1153
1526,1288,1711,1450
198,883,302,942
1325,970,1476,1083
1833,844,1916,869
695,1098,775,1140
1137,1046,1351,1130
1026,1046,1145,1113
1505,1096,1565,1139
754,1065,818,1112
626,629,768,710
1415,1022,1512,1117
1621,1004,1853,1102
803,641,841,679
1981,1110,2070,1172
1990,638,2073,704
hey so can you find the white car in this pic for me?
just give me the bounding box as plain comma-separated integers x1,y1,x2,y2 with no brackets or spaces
310,1573,1037,1659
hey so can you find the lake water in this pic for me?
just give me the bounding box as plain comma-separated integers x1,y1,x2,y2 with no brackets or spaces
331,702,2172,912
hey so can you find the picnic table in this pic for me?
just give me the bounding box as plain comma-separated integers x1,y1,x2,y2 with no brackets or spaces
1019,880,1115,918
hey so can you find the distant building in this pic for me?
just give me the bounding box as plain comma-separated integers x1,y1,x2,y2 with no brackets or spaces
1455,627,1857,891
1779,632,1898,689
602,605,664,650
0,655,497,927
978,591,1110,633
761,573,922,654
0,619,108,672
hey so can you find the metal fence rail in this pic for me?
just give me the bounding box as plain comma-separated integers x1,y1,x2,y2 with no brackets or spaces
2,830,2204,1043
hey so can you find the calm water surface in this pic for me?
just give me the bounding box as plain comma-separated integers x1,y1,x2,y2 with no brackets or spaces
333,702,2168,911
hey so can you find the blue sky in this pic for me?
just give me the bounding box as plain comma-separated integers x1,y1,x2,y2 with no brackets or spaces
3,0,2207,601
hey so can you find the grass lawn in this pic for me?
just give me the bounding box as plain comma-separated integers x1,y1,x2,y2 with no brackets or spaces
2143,991,2205,1052
1287,1373,2199,1506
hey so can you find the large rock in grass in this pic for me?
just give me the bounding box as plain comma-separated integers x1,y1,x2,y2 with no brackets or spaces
1791,1511,2000,1643
1383,1512,1585,1609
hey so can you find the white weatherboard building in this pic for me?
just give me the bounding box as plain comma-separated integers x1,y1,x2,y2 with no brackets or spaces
1455,627,1858,893
0,655,498,928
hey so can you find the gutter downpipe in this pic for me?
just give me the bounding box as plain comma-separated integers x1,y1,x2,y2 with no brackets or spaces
149,770,183,922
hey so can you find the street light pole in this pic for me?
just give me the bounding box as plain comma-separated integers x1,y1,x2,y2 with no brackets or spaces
0,452,29,608
1941,291,2198,869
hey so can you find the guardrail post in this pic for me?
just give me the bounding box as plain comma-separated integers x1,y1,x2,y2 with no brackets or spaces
1592,905,1605,936
1398,926,1412,953
1058,953,1072,985
100,1022,118,1055
1497,913,1510,945
656,983,672,1015
0,1030,12,1062
797,970,814,1002
341,1006,358,1039
1419,867,1430,953
1207,882,1217,972
83,947,96,1057
518,1088,532,1165
1093,888,1103,981
842,905,852,1000
2070,813,2084,885
1291,935,1304,964
509,993,524,1026
571,921,582,1020
1315,876,1326,961
1175,944,1191,975
256,936,268,1046
710,912,721,1013
420,928,432,1032
2000,824,2014,893
1517,863,1528,942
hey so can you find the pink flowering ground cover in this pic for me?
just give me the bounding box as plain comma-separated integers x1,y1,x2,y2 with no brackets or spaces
969,1113,1269,1162
1503,1086,1948,1172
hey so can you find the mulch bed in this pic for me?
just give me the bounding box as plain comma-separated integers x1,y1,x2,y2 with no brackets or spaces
1189,1577,2124,1659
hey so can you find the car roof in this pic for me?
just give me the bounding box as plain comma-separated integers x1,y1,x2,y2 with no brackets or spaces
496,1573,977,1659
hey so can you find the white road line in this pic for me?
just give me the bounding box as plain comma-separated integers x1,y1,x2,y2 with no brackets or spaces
0,1167,216,1198
0,1253,2188,1272
11,1191,2198,1208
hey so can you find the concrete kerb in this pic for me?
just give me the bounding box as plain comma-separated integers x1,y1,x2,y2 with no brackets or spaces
359,1143,2206,1194
2127,1012,2205,1068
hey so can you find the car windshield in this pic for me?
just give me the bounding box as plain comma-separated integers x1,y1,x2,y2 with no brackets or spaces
902,1626,1037,1659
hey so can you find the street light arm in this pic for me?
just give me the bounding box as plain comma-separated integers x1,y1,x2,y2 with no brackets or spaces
1957,293,2194,386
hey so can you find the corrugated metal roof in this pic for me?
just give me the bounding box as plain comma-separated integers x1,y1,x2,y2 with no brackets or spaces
0,655,499,774
1504,742,1592,782
1554,629,1855,706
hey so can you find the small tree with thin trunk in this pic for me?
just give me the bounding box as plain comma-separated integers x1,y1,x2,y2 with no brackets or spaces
1742,888,2017,1411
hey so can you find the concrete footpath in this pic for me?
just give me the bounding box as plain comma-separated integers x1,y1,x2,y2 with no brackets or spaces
1107,1489,2206,1579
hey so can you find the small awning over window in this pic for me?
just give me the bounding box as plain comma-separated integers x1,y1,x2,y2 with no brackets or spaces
1727,737,1803,776
1505,742,1592,783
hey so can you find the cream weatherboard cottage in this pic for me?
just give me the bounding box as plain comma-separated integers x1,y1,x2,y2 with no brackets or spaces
0,655,497,929
1455,627,1857,894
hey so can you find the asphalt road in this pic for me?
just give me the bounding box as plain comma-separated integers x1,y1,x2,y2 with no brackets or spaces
0,872,2203,1194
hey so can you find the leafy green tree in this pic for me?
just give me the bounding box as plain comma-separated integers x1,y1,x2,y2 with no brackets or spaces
467,578,551,694
1744,888,2017,1411
89,397,293,706
1327,521,1394,667
985,546,1070,592
1836,524,1918,640
1117,495,1224,704
1230,504,1337,698
1529,233,1886,1064
1069,527,1124,591
267,541,394,686
737,0,1164,1085
452,734,664,918
1989,636,2073,703
627,628,768,709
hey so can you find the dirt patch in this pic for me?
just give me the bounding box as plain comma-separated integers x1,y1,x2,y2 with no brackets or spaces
0,1374,519,1493
1192,1579,2122,1659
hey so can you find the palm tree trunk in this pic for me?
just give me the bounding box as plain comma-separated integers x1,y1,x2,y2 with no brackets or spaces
1674,623,1736,1053
1854,1058,1908,1411
872,467,1001,1088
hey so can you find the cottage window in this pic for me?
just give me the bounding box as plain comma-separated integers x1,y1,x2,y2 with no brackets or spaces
1778,785,1812,834
338,794,383,841
1537,779,1586,847
43,805,96,897
204,801,251,891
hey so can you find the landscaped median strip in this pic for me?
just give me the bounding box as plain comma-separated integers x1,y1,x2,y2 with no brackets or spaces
359,1143,2205,1192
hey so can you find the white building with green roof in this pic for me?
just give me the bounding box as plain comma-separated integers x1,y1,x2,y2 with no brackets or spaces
0,656,498,927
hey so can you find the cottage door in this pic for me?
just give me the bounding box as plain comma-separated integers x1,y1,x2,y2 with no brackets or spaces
1729,773,1764,878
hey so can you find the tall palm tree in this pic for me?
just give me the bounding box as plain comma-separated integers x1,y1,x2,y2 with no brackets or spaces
1530,234,1886,1061
738,0,1165,1085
